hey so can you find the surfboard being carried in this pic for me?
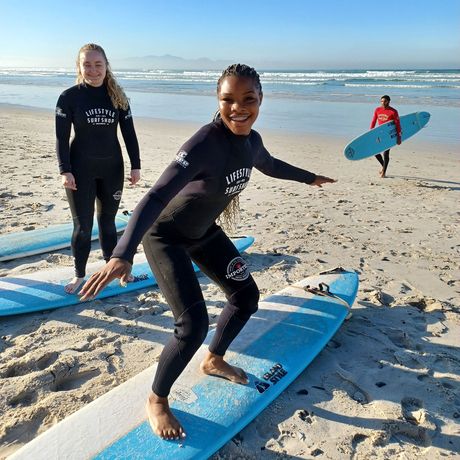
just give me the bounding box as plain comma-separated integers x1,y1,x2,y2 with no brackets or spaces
9,267,359,460
344,111,430,161
0,212,131,262
0,236,254,316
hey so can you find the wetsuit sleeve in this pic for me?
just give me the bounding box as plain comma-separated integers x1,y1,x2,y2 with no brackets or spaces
111,145,205,263
55,93,73,174
370,109,378,129
119,106,141,169
252,132,316,184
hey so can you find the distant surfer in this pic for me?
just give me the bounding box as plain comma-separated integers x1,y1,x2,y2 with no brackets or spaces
370,95,401,178
80,64,336,440
55,43,141,294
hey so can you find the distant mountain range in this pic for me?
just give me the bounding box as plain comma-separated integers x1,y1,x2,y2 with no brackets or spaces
111,54,231,70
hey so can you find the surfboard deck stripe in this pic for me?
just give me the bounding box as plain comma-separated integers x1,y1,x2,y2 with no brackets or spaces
9,269,358,460
0,236,255,316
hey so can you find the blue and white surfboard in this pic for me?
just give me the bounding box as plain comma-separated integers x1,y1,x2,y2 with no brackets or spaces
9,267,359,460
0,236,255,316
0,212,131,262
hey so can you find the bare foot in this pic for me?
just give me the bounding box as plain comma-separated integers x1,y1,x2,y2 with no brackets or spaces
146,392,186,440
200,352,249,384
379,169,386,178
65,277,85,294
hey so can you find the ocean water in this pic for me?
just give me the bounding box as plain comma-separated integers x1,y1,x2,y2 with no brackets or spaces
0,68,459,145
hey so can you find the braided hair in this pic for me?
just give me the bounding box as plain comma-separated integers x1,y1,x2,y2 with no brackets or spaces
215,64,262,231
76,43,130,110
217,63,262,95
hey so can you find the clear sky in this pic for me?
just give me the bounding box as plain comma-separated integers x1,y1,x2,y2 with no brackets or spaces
1,0,459,69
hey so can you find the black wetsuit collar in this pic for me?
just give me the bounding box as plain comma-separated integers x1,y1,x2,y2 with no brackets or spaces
80,82,107,93
216,118,251,148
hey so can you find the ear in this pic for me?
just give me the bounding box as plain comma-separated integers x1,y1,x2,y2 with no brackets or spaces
259,91,263,106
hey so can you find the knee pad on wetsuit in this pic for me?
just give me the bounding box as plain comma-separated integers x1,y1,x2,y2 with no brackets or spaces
227,282,260,321
173,301,209,351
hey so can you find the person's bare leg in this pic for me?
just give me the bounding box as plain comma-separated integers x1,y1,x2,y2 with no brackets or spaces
65,277,85,294
200,351,249,384
146,392,186,440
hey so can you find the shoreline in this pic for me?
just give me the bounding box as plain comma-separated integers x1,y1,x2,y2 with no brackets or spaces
0,105,459,459
1,102,459,156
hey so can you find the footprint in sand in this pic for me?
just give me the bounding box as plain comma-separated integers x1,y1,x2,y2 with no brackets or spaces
105,304,165,319
383,327,414,349
432,353,460,374
1,406,50,447
0,351,59,378
51,363,101,392
35,351,59,370
393,350,426,369
8,389,37,408
323,371,371,404
379,397,438,448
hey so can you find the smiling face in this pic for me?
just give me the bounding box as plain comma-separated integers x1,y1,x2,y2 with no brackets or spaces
78,50,107,87
218,76,262,135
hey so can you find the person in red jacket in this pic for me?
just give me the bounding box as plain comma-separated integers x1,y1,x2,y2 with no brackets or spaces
370,95,401,178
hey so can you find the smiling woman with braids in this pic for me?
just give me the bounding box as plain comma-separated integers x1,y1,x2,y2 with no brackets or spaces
80,63,335,440
55,43,141,294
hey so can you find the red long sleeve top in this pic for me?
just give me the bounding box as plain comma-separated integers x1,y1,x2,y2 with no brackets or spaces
370,106,401,135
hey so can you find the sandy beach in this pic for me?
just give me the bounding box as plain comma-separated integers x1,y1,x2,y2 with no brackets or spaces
0,105,459,459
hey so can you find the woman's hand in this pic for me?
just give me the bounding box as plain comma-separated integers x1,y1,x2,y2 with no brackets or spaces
310,175,337,188
61,172,77,190
79,258,132,301
129,169,141,185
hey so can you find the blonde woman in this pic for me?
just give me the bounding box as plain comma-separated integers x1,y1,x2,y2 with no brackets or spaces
55,43,141,293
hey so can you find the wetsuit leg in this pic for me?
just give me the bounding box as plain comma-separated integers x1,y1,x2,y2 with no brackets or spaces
188,226,259,357
65,171,96,278
142,229,209,398
375,153,385,167
95,158,124,261
382,149,390,175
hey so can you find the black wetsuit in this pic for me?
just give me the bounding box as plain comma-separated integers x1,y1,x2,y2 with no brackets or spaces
113,119,316,397
55,83,140,278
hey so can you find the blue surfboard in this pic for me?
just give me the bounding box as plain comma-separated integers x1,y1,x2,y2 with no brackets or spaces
9,268,359,460
0,236,254,316
344,111,431,160
0,212,131,262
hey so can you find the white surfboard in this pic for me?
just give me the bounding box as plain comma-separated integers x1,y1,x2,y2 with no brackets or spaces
9,268,359,460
